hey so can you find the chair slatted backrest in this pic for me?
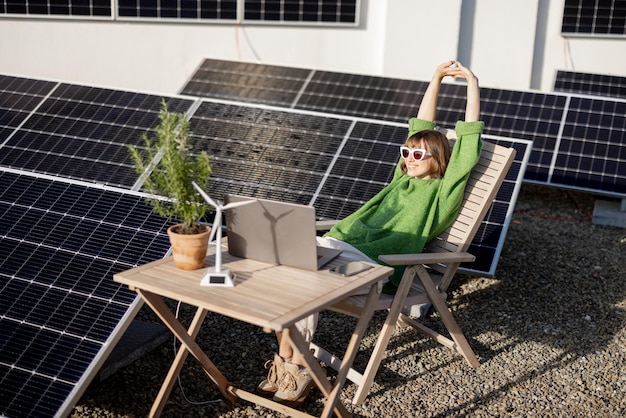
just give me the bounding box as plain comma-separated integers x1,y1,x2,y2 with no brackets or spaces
424,130,516,286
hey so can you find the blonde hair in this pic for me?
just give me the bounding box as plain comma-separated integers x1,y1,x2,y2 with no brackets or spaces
400,129,451,178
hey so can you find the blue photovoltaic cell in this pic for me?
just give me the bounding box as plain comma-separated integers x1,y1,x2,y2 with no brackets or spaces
478,88,567,184
0,82,194,188
555,70,626,99
561,0,626,36
0,171,171,418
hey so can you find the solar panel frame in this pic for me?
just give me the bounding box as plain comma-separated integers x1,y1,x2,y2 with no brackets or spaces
552,95,626,194
554,69,626,100
117,0,238,22
561,0,626,37
242,0,360,26
2,0,360,25
0,0,113,18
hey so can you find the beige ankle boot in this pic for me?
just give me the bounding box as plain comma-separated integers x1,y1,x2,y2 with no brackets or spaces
256,353,285,397
272,361,313,406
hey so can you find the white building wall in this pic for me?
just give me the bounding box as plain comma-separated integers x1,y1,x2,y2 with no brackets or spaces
0,0,625,95
380,0,462,83
470,0,539,90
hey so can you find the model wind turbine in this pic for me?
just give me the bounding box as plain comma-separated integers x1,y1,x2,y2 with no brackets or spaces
192,182,257,287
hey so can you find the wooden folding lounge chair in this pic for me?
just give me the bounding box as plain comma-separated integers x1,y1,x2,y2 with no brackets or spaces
312,132,516,405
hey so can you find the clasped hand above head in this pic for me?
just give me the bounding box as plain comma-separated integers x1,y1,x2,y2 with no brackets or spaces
434,60,478,85
417,60,480,123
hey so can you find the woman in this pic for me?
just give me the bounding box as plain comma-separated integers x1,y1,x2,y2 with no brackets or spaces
259,60,483,406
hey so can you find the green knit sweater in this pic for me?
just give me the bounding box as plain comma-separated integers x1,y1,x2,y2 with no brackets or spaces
325,118,484,293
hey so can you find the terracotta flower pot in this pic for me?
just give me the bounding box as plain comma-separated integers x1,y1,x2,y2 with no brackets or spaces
167,224,211,270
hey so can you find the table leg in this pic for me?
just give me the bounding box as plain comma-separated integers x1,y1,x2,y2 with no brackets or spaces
286,282,381,418
149,306,209,417
136,289,238,415
286,328,348,417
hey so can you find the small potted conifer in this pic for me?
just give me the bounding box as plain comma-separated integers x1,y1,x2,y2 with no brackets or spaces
128,99,212,270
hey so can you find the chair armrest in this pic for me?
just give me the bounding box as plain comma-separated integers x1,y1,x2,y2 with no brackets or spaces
316,220,339,231
378,251,476,266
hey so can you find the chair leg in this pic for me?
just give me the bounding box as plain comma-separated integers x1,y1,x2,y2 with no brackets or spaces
351,267,417,405
320,264,479,405
413,265,480,368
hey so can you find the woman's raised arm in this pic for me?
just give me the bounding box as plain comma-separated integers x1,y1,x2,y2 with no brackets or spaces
416,60,457,122
452,61,480,122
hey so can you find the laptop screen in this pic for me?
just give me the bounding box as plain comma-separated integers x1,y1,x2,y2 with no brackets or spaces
224,195,321,270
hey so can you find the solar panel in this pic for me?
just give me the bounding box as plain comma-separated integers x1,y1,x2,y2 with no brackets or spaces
182,58,626,197
300,71,426,121
554,69,626,99
3,0,359,24
243,0,359,25
479,88,567,184
0,171,171,418
555,96,626,194
183,59,311,107
561,0,626,36
0,82,195,189
0,0,112,17
312,121,408,218
189,100,353,204
117,0,237,20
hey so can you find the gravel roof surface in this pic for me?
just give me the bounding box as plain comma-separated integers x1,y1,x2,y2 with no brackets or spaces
71,184,626,418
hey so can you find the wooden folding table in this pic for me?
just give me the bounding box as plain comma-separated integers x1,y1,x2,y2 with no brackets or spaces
114,252,392,417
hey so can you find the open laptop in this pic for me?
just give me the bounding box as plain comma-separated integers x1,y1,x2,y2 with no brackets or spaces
224,194,342,270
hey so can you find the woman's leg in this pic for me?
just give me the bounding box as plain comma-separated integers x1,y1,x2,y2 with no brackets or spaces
278,312,317,365
277,330,297,361
258,313,318,404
